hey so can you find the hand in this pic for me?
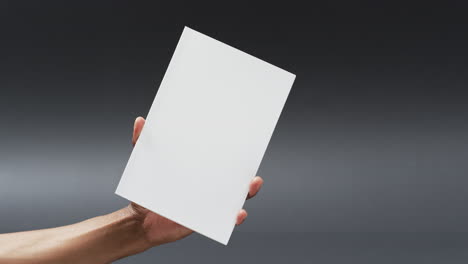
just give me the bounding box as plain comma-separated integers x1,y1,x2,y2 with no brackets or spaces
127,117,264,246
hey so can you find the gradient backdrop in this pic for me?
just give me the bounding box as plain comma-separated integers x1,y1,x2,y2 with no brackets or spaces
1,1,468,263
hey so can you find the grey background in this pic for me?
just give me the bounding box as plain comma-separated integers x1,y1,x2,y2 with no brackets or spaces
1,1,468,263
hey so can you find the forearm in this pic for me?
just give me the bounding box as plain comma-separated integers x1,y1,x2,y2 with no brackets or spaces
0,206,150,264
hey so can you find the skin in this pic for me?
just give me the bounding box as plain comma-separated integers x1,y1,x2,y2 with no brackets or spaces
0,117,264,264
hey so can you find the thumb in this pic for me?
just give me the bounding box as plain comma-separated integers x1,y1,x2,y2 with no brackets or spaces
132,117,146,146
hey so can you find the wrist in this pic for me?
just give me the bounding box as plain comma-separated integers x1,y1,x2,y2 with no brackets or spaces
78,206,153,263
104,206,153,260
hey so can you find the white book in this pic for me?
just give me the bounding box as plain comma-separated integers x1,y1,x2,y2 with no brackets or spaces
116,27,295,245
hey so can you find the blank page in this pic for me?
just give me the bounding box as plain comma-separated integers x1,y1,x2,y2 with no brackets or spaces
116,27,295,245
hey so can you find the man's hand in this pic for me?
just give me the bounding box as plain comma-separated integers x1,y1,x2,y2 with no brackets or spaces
0,117,264,264
127,117,264,246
